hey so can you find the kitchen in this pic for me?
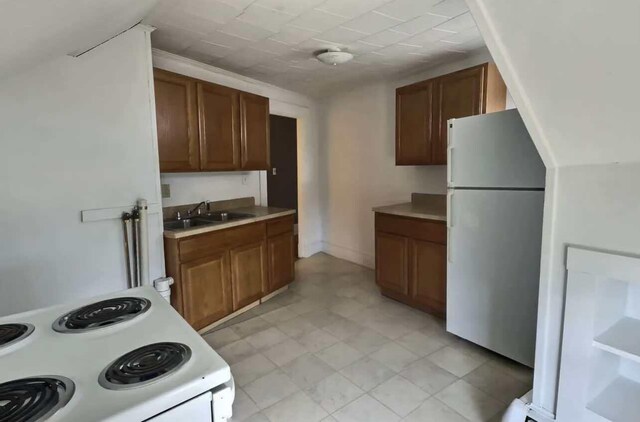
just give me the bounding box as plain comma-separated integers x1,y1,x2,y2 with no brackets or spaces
1,1,638,422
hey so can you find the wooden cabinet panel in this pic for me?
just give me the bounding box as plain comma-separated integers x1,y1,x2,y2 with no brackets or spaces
179,222,265,263
230,241,267,311
154,69,199,172
180,252,232,330
376,232,409,295
240,92,270,170
396,81,433,165
266,215,295,237
411,240,447,316
268,231,295,293
432,65,485,164
376,213,446,244
197,82,240,171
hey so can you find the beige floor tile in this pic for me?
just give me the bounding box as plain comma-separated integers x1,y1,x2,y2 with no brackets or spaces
231,388,259,421
340,357,396,392
245,327,288,350
203,327,240,349
297,329,340,353
302,309,345,328
370,342,419,372
281,353,336,389
370,375,429,417
285,298,325,315
400,357,458,394
322,318,364,341
488,357,534,385
464,363,531,404
218,339,258,365
330,298,366,318
333,394,400,422
231,317,273,338
435,380,504,422
260,307,298,324
276,317,317,339
427,346,484,377
315,342,364,370
263,391,328,422
396,331,446,357
263,338,308,367
231,353,276,387
236,412,269,422
305,372,364,413
403,397,469,422
243,369,300,409
344,328,390,355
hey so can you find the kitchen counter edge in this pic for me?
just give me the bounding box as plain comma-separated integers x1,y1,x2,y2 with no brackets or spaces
372,203,446,222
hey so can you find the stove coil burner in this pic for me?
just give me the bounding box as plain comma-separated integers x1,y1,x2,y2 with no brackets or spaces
0,376,74,422
99,342,191,390
0,324,34,350
52,297,150,333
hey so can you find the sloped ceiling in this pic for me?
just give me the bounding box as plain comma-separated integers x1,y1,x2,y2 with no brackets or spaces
466,0,640,168
0,0,158,81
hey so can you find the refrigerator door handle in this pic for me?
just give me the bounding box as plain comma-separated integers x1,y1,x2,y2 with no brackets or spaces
447,121,454,186
447,191,453,263
447,228,452,263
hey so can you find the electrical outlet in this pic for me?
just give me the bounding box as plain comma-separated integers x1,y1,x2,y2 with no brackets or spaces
161,184,171,199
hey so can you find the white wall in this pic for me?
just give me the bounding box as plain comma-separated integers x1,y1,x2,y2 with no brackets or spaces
466,0,640,418
152,50,324,257
0,27,164,316
318,49,495,268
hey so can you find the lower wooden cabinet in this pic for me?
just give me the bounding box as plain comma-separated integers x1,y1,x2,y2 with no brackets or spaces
230,240,267,311
164,215,295,330
180,252,232,329
375,212,447,317
268,231,295,292
375,232,409,296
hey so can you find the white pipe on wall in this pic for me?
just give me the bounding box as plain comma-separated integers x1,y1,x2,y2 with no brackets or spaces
137,198,149,287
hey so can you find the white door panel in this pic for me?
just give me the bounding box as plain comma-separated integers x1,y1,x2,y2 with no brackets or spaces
446,189,544,367
448,109,545,189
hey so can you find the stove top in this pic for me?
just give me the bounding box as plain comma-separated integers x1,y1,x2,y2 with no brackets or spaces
0,323,34,350
52,297,150,333
99,342,191,390
0,376,74,422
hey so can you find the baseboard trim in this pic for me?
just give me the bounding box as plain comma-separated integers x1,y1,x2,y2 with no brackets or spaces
321,241,375,269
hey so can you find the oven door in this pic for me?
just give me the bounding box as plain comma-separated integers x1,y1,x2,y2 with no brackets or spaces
147,392,213,422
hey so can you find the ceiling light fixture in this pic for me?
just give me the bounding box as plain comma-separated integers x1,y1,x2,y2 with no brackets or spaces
315,47,354,66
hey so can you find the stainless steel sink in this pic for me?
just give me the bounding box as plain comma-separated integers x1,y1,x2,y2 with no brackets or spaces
163,211,254,231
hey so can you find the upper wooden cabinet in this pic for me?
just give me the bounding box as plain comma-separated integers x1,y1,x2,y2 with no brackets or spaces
197,82,239,171
396,63,506,166
153,69,200,172
154,69,270,172
240,92,270,170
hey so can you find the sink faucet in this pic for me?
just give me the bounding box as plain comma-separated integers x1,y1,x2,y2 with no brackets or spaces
187,201,208,216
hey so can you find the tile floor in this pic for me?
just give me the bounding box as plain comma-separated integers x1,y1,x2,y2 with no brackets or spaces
202,253,533,422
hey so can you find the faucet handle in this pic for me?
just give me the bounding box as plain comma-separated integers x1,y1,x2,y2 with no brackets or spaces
176,211,182,220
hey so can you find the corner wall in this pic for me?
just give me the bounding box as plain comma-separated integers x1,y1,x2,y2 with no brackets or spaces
318,49,495,268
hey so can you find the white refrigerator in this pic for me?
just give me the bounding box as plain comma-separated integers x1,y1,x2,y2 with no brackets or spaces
446,109,545,367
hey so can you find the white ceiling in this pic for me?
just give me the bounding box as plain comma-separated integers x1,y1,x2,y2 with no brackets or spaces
145,0,485,95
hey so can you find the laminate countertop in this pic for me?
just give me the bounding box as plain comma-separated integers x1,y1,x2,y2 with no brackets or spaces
372,193,446,222
163,206,295,239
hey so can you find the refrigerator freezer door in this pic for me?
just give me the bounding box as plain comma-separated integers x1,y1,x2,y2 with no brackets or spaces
447,189,544,367
448,109,545,189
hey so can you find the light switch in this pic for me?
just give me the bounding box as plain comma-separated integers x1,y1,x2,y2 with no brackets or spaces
161,184,170,199
272,167,277,176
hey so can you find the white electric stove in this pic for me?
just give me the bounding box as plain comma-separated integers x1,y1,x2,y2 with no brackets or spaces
0,286,234,422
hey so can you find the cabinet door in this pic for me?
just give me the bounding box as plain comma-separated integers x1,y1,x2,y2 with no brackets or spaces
240,92,270,170
375,232,409,295
230,241,267,310
180,252,232,330
433,65,485,164
410,240,447,316
268,231,295,293
154,69,200,172
396,81,434,165
197,82,240,171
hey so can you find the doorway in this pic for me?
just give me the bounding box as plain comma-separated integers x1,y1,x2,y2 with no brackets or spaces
267,115,298,254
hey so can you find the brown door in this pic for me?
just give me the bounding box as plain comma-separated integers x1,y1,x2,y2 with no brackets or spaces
396,81,434,165
230,240,267,310
240,92,270,170
197,82,240,171
433,65,485,164
268,231,295,292
267,115,298,223
376,232,409,295
180,252,232,330
153,69,199,172
410,240,447,316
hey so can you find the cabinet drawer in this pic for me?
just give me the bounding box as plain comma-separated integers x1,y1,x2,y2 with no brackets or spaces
179,222,266,262
375,213,446,244
267,215,294,237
